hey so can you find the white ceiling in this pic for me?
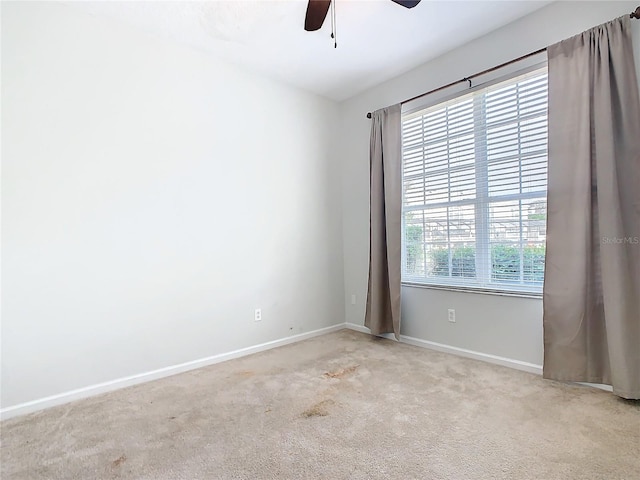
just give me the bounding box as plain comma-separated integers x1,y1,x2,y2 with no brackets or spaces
66,0,553,101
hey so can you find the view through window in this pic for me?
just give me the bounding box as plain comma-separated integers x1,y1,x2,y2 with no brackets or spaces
402,67,548,294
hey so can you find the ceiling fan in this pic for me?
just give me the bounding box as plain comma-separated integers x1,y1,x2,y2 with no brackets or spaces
304,0,421,31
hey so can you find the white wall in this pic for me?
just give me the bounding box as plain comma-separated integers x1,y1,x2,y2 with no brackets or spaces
340,1,640,366
1,2,344,410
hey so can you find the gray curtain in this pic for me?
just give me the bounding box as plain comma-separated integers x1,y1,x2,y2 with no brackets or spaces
543,16,640,399
365,105,402,340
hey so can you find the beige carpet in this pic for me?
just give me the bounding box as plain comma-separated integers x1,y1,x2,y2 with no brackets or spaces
1,329,639,479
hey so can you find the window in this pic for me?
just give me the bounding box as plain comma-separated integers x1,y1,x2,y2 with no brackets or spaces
402,67,548,294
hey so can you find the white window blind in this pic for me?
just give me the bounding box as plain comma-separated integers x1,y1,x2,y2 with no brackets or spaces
402,67,548,294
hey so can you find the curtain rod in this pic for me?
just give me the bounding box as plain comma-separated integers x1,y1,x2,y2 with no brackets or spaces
366,6,640,119
365,47,546,119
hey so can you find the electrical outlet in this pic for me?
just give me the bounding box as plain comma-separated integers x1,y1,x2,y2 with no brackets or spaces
351,294,356,305
448,309,456,323
254,308,262,322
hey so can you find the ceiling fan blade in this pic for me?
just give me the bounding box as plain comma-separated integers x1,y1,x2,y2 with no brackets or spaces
305,0,332,31
390,0,421,8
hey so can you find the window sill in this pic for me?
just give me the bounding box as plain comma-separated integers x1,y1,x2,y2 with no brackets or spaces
401,281,543,299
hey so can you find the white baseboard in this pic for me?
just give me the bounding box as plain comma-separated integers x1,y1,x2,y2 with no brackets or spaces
577,382,613,392
344,322,397,340
344,323,370,334
0,323,345,420
2,323,608,420
345,322,543,375
400,335,543,375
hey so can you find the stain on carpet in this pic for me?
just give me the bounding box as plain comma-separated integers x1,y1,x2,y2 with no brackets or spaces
302,399,335,417
111,455,126,467
323,365,359,379
236,371,255,378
